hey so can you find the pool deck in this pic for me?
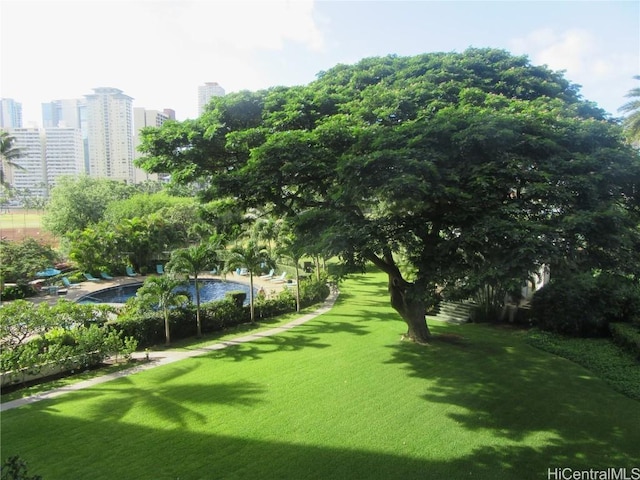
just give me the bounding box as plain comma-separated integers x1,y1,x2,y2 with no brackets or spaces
30,272,289,305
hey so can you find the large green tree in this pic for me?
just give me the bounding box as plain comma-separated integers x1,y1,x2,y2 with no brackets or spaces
138,48,640,343
43,176,135,236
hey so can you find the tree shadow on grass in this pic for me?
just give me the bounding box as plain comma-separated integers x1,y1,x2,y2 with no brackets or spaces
295,319,371,336
39,374,266,428
5,406,637,480
199,333,331,363
384,322,640,467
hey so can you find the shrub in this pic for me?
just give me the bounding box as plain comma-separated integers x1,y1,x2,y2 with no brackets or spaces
0,283,36,301
1,455,42,480
299,277,330,308
110,311,165,348
609,322,640,359
530,271,640,336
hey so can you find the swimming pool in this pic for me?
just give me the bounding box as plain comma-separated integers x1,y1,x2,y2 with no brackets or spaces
77,279,254,305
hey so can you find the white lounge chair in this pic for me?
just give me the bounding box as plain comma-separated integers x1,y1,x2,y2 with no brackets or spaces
259,269,275,279
269,272,287,283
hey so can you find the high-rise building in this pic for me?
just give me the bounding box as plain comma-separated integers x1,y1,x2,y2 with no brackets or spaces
0,98,23,129
7,127,85,201
84,87,134,182
42,98,89,172
197,82,225,116
133,107,171,183
9,128,47,197
44,127,85,187
41,98,87,129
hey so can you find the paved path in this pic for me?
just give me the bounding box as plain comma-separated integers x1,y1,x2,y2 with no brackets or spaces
1,290,339,412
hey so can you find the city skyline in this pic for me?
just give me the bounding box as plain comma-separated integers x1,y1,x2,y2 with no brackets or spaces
2,1,638,125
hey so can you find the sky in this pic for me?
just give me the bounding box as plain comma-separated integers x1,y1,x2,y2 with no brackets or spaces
1,0,639,126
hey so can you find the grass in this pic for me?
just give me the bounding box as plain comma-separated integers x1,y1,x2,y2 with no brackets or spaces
526,329,640,401
0,210,44,229
2,272,639,479
0,304,324,403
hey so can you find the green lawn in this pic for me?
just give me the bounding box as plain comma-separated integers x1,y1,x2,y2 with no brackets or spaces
2,272,639,479
0,210,43,229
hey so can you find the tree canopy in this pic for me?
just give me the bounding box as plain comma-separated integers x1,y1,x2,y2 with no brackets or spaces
138,48,640,342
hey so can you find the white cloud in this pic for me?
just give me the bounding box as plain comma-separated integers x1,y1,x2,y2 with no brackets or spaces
1,0,325,122
144,0,324,52
511,28,596,75
510,27,638,113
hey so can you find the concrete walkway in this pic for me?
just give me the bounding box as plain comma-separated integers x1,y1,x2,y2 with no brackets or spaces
1,289,339,412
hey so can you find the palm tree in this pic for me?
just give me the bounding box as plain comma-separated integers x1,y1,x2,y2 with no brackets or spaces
0,130,23,202
136,274,189,346
619,75,640,143
168,236,223,337
277,231,306,312
225,239,271,323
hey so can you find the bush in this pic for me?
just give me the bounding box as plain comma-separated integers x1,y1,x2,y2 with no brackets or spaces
1,455,42,480
110,311,165,348
530,271,640,336
299,277,330,308
0,283,36,301
609,322,640,359
225,291,247,308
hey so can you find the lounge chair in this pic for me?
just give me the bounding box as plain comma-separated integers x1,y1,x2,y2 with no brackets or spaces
100,272,114,280
83,273,101,282
238,268,249,276
259,268,275,280
156,264,165,275
269,272,287,283
126,266,139,277
61,276,80,289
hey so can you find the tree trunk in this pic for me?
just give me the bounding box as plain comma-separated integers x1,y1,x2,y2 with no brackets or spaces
249,273,255,323
163,310,171,346
388,274,431,343
366,250,432,343
195,275,202,337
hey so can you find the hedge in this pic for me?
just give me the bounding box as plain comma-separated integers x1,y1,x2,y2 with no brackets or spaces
111,278,330,347
609,322,640,360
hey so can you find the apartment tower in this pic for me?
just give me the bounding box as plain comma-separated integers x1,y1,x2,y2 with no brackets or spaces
197,82,225,116
84,87,134,182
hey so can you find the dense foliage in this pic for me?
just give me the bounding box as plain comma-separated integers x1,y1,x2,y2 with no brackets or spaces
0,300,138,386
139,48,640,342
526,329,640,400
0,238,60,284
530,272,640,336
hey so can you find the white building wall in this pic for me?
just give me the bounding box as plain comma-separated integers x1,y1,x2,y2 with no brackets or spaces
44,127,85,187
9,128,47,197
85,87,134,183
197,82,225,116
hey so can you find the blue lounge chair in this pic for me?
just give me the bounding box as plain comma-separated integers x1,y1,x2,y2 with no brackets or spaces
126,266,139,277
83,273,101,282
156,264,165,275
259,268,275,279
61,277,79,289
100,272,114,280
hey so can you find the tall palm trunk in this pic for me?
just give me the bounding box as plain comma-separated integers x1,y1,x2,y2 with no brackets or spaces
194,273,202,337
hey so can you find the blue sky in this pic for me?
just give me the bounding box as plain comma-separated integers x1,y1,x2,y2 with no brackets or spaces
2,0,638,125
